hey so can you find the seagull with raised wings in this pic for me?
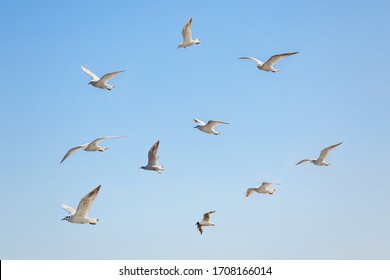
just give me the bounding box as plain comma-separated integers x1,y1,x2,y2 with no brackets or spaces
81,65,125,90
239,52,298,72
195,211,216,235
178,18,200,48
60,136,126,163
61,185,101,225
140,140,164,174
246,182,280,197
193,119,229,135
296,142,343,166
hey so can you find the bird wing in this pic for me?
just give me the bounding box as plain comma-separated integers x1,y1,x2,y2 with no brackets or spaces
239,56,263,65
258,182,272,192
90,136,126,145
263,52,299,68
193,119,206,126
318,142,343,161
62,204,76,215
100,70,125,83
148,140,160,165
206,120,229,129
296,159,311,165
81,65,100,81
246,188,255,197
197,224,203,235
182,18,193,42
75,185,101,217
60,145,84,163
203,210,216,222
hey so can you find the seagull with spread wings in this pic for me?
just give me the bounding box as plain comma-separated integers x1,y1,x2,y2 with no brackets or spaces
178,18,200,48
60,136,126,163
246,182,280,197
81,65,125,90
296,142,343,166
193,119,229,135
61,185,101,225
239,52,298,72
140,140,164,174
195,211,216,235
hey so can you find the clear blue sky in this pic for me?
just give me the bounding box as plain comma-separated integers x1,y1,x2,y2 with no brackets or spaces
1,0,389,259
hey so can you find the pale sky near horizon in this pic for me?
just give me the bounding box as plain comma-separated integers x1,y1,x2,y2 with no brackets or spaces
1,0,390,259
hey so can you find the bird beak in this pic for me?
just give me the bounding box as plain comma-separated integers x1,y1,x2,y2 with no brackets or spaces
61,217,66,220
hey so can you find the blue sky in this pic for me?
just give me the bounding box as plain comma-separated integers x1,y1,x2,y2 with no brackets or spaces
1,0,389,259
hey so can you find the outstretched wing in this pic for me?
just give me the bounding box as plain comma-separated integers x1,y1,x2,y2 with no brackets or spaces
263,52,299,68
62,204,76,215
90,136,126,145
296,159,311,165
318,142,343,161
182,18,193,43
148,140,160,165
239,56,263,65
75,185,101,217
197,224,203,235
60,145,84,164
81,65,100,81
100,70,125,83
258,182,272,192
246,188,256,197
206,120,229,129
194,119,206,126
202,210,216,222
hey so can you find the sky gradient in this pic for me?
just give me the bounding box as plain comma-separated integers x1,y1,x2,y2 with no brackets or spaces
0,0,389,259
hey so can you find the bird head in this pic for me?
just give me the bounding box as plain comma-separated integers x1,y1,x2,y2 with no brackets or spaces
61,216,71,221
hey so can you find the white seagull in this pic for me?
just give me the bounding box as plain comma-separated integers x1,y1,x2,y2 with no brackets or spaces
296,142,343,166
81,65,125,90
60,136,126,163
193,119,229,135
178,18,200,48
195,211,216,235
239,52,299,72
140,140,164,174
246,182,280,197
62,185,101,225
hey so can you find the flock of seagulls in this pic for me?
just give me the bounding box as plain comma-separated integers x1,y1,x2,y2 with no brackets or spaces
60,18,343,236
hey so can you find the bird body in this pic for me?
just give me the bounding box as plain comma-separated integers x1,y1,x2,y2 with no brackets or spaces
140,140,164,174
81,66,124,90
60,136,126,163
62,185,101,225
193,119,229,135
195,211,216,235
178,18,200,48
246,182,280,197
296,142,343,166
239,52,298,72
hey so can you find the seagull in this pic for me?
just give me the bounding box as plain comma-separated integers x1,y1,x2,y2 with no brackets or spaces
296,142,343,166
81,65,125,90
60,136,126,163
239,52,299,72
195,211,216,235
62,185,101,225
193,119,229,135
178,18,200,48
246,182,280,197
140,140,164,174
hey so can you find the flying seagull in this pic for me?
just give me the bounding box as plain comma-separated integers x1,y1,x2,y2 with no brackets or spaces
246,182,280,197
140,140,164,174
239,52,298,72
60,136,126,163
193,119,229,135
195,211,216,235
81,65,125,90
61,185,101,225
296,142,343,166
178,18,200,48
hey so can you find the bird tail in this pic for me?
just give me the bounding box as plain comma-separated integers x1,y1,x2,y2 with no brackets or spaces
89,218,99,225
